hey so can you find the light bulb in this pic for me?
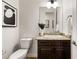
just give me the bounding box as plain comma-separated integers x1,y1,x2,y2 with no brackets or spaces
52,1,58,8
47,2,51,9
54,1,58,6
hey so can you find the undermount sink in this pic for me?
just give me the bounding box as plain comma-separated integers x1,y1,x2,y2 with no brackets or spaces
43,35,65,38
35,35,70,40
44,35,70,39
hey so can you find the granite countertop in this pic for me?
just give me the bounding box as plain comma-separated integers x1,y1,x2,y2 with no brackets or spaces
34,35,70,40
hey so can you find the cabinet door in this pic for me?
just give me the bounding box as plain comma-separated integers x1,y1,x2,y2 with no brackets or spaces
54,40,71,59
62,40,71,59
51,40,71,59
38,47,52,59
54,40,64,59
38,40,52,59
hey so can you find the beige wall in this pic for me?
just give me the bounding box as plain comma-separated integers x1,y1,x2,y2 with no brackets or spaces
2,0,19,59
19,0,48,57
62,0,72,34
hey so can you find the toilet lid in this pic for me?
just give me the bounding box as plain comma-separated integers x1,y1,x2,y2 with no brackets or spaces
9,49,28,59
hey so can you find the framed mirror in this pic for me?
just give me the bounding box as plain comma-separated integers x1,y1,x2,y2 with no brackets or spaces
39,7,57,34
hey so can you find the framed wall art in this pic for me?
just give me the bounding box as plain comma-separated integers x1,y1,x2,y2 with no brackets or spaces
2,1,17,27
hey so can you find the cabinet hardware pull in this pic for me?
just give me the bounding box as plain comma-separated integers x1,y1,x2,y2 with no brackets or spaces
40,48,51,50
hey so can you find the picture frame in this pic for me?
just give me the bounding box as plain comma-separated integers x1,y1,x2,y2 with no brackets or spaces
2,1,17,27
52,20,54,28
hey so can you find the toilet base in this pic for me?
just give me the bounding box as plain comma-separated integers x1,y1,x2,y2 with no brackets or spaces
9,49,28,59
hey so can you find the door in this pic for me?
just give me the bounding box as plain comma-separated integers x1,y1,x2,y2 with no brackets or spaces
72,0,77,59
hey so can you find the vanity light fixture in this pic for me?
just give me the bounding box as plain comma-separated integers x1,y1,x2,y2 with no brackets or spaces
52,1,58,8
47,0,58,9
47,1,51,9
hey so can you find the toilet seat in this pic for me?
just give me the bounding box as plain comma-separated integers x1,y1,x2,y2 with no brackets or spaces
9,49,28,59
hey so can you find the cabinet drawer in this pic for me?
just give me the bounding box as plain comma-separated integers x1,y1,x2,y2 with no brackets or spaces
38,40,51,46
39,48,52,51
51,40,70,47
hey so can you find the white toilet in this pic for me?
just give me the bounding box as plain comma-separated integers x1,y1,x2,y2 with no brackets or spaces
9,38,33,59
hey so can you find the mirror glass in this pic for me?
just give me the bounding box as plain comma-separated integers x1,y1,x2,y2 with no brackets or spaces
39,7,57,34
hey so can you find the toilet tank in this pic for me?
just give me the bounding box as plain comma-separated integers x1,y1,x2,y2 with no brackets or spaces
20,38,32,49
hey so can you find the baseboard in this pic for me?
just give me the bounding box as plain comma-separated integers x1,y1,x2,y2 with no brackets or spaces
27,57,37,59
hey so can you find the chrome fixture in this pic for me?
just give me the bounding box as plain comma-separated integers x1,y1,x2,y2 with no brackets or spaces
47,0,58,9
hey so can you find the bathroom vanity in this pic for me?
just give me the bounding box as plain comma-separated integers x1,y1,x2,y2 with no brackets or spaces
35,35,71,59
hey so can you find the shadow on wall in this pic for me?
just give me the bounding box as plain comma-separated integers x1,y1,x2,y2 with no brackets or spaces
13,44,20,52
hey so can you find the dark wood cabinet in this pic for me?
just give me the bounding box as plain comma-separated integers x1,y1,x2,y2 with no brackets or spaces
38,40,71,59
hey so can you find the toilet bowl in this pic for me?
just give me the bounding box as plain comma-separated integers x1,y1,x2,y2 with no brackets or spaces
9,49,28,59
9,38,32,59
